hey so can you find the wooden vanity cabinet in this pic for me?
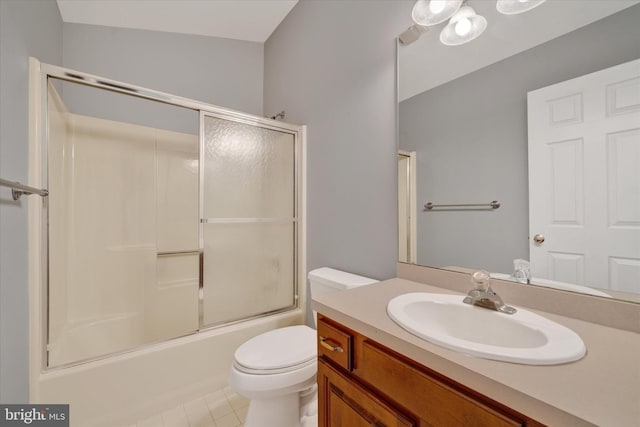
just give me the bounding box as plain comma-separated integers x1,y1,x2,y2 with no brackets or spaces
317,315,545,427
318,359,415,427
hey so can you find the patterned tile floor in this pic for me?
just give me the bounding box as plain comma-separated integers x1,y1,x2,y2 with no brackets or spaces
132,386,248,427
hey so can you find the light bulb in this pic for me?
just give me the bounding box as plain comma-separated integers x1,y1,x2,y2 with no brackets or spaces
429,0,446,14
412,0,463,26
454,17,471,36
440,5,486,45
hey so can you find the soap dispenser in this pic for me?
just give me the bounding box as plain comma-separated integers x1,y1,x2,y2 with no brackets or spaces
513,259,531,284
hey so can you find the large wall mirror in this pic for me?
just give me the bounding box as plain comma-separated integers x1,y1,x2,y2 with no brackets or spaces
398,1,640,303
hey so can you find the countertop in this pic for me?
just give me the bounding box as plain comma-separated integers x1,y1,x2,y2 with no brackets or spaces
312,278,640,427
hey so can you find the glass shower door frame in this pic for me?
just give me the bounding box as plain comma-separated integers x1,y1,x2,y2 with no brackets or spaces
34,60,304,370
198,111,302,329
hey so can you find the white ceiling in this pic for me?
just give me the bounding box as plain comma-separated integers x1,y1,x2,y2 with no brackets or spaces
56,0,298,43
399,0,640,101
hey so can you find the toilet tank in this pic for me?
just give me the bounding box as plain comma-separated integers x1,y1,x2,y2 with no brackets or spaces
308,267,378,326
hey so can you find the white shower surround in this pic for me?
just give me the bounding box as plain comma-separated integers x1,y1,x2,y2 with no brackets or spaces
46,83,202,366
27,58,307,426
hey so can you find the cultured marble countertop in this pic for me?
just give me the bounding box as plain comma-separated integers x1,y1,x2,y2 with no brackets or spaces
312,278,640,427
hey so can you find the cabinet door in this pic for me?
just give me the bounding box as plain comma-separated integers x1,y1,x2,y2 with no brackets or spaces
357,341,523,427
318,359,415,427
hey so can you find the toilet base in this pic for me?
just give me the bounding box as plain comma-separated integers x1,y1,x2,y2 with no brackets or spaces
299,385,318,427
244,393,301,427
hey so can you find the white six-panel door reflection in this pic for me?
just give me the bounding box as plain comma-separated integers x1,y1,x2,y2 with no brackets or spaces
527,59,640,293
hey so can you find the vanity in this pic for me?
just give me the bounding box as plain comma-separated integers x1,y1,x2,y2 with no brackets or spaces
317,315,542,426
313,267,640,427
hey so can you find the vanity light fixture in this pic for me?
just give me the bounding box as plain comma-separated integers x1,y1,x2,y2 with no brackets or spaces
404,0,545,46
496,0,547,15
439,6,487,46
411,0,464,26
399,24,430,46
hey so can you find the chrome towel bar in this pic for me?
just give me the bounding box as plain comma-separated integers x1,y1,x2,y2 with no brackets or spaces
424,200,500,211
0,178,49,200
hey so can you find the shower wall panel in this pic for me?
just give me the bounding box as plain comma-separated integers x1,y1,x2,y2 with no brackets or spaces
48,83,199,366
49,111,156,365
156,133,199,252
147,130,199,342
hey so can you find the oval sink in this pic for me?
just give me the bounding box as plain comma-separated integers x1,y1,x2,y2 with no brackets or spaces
387,293,586,365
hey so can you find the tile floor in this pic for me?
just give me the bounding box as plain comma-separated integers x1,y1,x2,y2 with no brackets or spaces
132,386,248,427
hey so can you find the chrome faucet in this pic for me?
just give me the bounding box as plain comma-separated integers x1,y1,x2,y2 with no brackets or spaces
463,270,517,314
513,259,531,284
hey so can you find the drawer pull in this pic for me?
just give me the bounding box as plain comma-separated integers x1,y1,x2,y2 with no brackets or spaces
320,336,344,352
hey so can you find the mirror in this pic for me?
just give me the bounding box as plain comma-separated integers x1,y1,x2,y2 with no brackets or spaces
398,1,640,303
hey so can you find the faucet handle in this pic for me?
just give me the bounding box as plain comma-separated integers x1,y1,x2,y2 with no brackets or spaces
471,270,491,291
466,270,517,315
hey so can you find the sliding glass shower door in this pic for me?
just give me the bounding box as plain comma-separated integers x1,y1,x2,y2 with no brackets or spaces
46,78,200,367
201,115,298,326
42,63,302,368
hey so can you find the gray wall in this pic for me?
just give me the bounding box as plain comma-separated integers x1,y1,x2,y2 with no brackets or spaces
63,23,264,118
399,5,640,274
0,0,63,403
0,8,265,403
264,0,410,322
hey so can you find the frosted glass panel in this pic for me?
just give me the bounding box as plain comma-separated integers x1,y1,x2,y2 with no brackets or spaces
202,223,295,325
201,115,297,326
203,116,295,218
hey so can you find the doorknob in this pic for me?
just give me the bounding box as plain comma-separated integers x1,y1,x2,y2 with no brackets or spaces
533,234,545,246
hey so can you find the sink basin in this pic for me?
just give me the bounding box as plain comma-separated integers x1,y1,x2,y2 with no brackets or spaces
387,293,586,365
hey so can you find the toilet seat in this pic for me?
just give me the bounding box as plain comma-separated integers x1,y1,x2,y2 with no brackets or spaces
233,325,316,374
234,356,316,375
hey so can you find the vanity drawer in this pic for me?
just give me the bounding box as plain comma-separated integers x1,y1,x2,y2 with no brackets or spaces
356,341,523,427
317,317,353,371
318,358,415,427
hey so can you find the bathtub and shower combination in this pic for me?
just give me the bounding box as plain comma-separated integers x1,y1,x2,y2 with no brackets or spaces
27,58,306,426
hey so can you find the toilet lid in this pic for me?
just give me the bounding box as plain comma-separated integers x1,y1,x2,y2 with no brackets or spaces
234,325,317,371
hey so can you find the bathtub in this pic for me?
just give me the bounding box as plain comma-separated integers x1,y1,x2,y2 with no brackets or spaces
47,312,144,367
35,310,304,426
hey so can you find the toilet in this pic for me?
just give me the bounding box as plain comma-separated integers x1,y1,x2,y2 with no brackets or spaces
228,267,378,427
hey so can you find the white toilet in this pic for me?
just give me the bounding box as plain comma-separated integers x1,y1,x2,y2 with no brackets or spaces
228,267,378,427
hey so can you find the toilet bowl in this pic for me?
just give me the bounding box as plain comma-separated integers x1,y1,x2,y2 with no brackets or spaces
228,267,378,427
229,325,317,427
